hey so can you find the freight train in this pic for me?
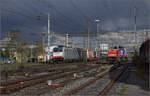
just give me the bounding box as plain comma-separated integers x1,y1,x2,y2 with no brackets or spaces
107,46,128,64
139,39,149,68
48,45,99,62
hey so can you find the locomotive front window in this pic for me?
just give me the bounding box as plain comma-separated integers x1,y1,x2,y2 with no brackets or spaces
53,47,63,52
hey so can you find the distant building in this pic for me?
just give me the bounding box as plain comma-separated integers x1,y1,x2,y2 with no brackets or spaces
0,38,11,48
0,37,16,48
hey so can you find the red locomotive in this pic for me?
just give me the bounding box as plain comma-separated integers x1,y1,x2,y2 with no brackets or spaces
107,46,128,64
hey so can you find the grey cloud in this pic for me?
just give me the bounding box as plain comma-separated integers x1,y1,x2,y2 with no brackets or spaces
0,0,149,40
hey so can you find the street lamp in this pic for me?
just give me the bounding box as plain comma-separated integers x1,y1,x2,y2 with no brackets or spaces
47,13,51,61
36,14,51,62
94,19,100,50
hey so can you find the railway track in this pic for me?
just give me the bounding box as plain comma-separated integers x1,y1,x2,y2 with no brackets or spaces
0,65,98,94
64,64,129,96
0,67,76,86
1,63,79,77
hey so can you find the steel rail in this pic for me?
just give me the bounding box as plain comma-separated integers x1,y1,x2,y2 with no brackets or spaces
99,65,128,96
0,66,98,94
64,69,110,96
64,64,129,96
0,67,73,86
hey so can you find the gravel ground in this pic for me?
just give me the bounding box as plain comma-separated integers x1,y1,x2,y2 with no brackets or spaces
70,65,122,96
0,75,72,96
73,74,110,96
42,77,94,96
41,67,112,96
107,64,150,96
0,64,78,83
4,63,148,96
0,64,103,96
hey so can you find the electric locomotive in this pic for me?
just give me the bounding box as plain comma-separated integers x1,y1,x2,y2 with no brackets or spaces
107,46,128,64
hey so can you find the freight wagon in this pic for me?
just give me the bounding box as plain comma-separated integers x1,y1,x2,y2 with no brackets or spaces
140,39,149,68
51,45,97,62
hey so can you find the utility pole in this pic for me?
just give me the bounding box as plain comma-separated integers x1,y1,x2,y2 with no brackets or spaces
83,18,87,50
65,33,69,47
47,13,50,60
134,6,137,48
87,26,90,49
0,9,2,40
42,32,45,57
87,21,91,50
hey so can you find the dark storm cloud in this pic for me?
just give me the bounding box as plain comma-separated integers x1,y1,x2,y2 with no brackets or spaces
0,0,150,39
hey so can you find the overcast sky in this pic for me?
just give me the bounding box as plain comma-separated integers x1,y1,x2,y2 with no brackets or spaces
0,0,150,39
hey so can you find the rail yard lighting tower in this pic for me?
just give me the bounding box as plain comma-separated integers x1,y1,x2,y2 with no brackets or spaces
36,15,51,61
47,13,51,61
95,19,100,51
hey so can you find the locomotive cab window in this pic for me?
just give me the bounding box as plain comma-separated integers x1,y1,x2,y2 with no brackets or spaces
53,47,63,52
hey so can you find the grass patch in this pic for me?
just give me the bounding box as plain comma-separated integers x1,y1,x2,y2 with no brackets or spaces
120,83,128,95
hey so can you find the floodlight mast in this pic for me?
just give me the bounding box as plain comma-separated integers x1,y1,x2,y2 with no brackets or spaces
48,13,50,60
95,19,100,51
